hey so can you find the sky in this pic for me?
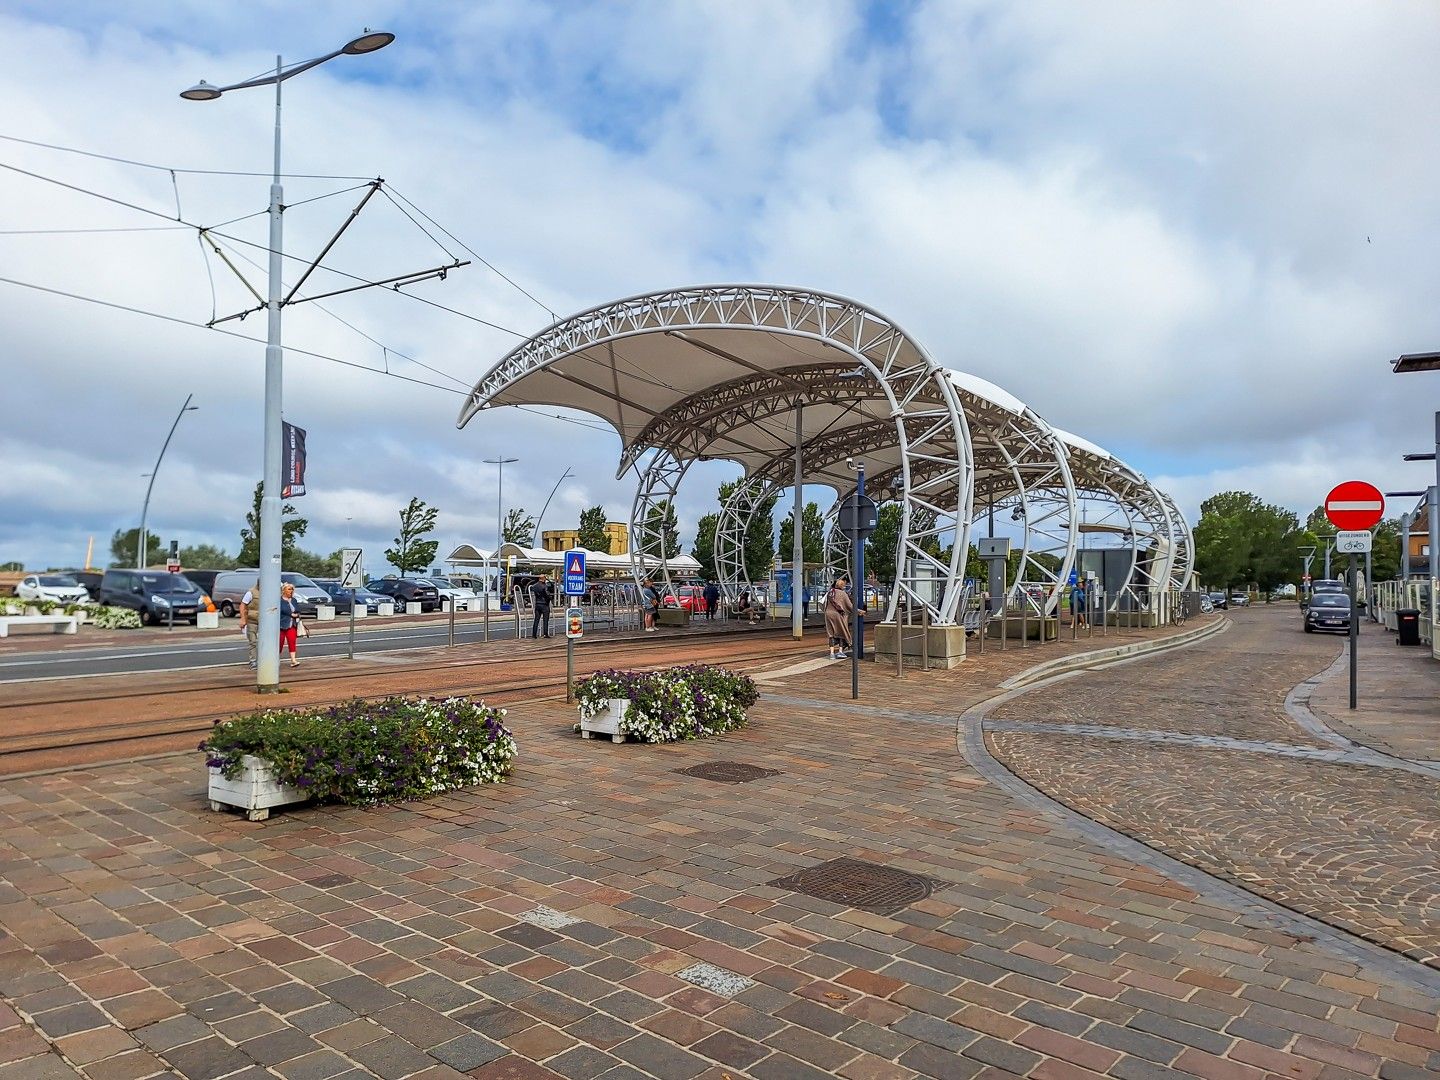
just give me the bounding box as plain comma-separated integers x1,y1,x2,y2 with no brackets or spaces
3,0,1440,574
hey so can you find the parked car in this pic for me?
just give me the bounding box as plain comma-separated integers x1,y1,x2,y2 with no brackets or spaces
182,570,224,596
99,568,206,625
367,577,441,612
420,576,479,610
14,573,90,605
1228,593,1251,607
279,573,332,616
1206,592,1229,610
1304,593,1352,633
55,570,104,601
313,579,388,615
668,585,711,613
1311,579,1346,594
208,570,330,617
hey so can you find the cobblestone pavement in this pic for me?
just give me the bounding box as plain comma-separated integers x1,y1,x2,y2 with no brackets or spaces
985,606,1440,969
0,614,1437,1080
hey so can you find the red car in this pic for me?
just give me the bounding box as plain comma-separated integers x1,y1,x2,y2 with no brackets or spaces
666,585,712,613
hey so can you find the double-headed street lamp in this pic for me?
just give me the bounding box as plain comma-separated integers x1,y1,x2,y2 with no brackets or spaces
181,31,394,692
485,456,520,597
138,395,199,568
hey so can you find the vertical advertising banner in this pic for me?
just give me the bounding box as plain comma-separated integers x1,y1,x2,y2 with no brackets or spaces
282,422,307,498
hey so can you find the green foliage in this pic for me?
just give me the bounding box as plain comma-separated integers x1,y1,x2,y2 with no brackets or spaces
575,665,759,743
777,502,826,565
110,528,165,567
577,506,609,552
238,482,309,566
178,543,232,569
1304,505,1337,537
863,503,903,584
502,507,536,546
638,499,681,559
0,560,22,572
1193,491,1301,591
201,696,517,805
285,549,343,579
692,512,719,580
385,497,441,574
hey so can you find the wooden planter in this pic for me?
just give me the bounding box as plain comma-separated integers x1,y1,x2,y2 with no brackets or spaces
579,698,629,744
208,754,308,821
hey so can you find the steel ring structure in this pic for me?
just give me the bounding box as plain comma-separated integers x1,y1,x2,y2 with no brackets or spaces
459,284,1190,627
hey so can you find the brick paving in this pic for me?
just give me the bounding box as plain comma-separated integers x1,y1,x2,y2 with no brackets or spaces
986,605,1440,969
0,612,1437,1079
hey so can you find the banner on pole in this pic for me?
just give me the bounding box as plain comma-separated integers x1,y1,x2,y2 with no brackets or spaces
282,422,307,497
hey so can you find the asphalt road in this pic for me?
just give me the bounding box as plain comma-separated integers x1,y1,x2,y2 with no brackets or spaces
0,619,532,682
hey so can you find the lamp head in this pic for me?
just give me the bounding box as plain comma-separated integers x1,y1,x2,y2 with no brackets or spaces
343,30,395,55
180,80,222,101
1393,351,1440,374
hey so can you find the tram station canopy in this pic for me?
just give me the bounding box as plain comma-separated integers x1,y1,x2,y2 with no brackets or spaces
460,285,1190,626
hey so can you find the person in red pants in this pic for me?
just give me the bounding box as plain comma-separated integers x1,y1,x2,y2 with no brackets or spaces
279,582,303,667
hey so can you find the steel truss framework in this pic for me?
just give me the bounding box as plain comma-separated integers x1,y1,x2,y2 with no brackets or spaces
459,285,1190,627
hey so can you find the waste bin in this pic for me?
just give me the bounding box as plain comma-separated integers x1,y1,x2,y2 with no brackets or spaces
1397,608,1422,646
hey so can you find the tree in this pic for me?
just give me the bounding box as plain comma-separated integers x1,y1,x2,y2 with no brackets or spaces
1304,505,1337,538
0,560,23,572
692,512,719,580
109,528,164,568
285,548,343,579
577,506,609,552
178,543,232,569
863,503,904,584
238,482,308,566
385,497,440,575
1192,491,1300,591
777,502,826,565
639,499,681,559
502,507,536,546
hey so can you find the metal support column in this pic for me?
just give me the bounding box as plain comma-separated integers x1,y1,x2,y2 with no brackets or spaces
792,405,804,640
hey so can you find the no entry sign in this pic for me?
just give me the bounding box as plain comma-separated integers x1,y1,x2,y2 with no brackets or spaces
1324,481,1384,532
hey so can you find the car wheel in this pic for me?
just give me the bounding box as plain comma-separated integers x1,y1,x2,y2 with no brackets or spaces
220,600,236,618
1303,624,1312,633
138,608,152,626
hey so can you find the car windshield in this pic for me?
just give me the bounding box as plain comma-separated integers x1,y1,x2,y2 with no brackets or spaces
139,573,197,593
280,573,318,588
38,575,78,587
1311,595,1350,608
429,577,454,588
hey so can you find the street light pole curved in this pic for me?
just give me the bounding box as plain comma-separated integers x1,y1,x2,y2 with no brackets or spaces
532,467,575,546
137,394,197,569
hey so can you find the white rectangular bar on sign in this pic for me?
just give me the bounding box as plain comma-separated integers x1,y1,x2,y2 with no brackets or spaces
1335,530,1372,553
1328,501,1383,511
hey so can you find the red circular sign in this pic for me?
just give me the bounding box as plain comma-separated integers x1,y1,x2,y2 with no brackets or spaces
1324,480,1385,531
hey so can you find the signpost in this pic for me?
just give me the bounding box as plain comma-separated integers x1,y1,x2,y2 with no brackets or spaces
340,548,363,660
1324,482,1384,711
563,552,587,702
563,549,587,597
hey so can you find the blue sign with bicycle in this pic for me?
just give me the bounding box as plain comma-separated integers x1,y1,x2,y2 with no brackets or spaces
564,549,587,595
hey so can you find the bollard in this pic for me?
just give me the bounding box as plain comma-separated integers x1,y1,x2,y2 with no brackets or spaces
448,600,456,648
348,598,356,660
921,607,930,672
1000,605,1007,651
1020,597,1029,649
1071,599,1078,641
168,604,174,632
896,616,904,678
483,591,490,642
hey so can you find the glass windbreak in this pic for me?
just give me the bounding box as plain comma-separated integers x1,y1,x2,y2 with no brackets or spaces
38,575,79,586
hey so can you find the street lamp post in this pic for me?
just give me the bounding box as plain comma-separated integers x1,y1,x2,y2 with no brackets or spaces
485,456,520,598
532,467,574,545
181,31,394,692
137,394,198,569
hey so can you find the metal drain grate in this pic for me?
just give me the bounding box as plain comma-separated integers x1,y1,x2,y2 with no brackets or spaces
677,761,780,784
770,857,934,913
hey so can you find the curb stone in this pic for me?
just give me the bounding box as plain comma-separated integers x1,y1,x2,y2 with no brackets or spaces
997,615,1228,690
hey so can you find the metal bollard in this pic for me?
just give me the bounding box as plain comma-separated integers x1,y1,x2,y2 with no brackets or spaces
483,592,490,642
1000,605,1007,651
1020,598,1029,649
921,607,930,672
448,600,455,648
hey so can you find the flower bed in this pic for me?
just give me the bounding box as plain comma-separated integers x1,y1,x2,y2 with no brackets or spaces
576,664,758,743
92,605,141,629
201,696,517,805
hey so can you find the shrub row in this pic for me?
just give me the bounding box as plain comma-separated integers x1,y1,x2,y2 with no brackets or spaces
576,664,758,743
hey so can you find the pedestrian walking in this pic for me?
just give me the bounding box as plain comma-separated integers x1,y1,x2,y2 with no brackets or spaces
278,582,303,667
238,578,260,668
703,580,720,620
824,576,854,659
530,576,554,638
1072,580,1087,628
641,578,660,631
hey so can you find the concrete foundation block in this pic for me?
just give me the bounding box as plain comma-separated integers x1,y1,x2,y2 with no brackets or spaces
873,621,967,669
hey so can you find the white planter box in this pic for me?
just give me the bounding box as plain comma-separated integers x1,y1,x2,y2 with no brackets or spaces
579,698,628,744
208,754,308,822
405,602,422,615
352,606,367,619
378,602,395,617
196,611,220,629
314,605,336,622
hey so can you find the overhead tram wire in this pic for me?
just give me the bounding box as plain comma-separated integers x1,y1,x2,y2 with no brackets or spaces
0,132,374,180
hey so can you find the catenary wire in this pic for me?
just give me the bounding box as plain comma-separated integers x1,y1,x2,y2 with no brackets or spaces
0,132,374,179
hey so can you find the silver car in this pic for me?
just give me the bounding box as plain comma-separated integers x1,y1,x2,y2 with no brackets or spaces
210,570,332,617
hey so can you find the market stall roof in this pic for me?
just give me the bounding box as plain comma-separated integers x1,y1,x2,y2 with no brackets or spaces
444,543,701,575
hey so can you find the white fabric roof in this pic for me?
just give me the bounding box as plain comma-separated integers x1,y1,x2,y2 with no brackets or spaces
445,543,701,574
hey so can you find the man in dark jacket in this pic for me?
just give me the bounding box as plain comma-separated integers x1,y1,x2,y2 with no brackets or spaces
531,577,554,638
703,580,720,620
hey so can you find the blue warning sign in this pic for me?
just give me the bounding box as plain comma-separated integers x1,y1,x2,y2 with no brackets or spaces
564,549,587,595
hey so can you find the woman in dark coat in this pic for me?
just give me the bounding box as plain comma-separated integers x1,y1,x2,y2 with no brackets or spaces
824,576,854,659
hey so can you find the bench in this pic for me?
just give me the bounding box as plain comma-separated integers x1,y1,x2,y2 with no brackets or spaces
0,614,79,638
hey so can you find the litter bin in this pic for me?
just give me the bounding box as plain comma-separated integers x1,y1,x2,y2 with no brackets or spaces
1397,608,1422,646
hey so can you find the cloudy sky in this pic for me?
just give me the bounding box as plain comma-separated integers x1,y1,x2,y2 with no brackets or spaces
3,1,1440,573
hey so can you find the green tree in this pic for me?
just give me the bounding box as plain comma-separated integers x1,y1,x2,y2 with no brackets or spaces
777,502,826,565
1193,491,1300,591
178,543,232,569
285,548,343,579
0,560,21,572
502,507,536,546
714,481,778,582
692,512,719,579
863,502,903,584
385,497,441,575
639,499,681,559
109,528,164,567
1304,505,1337,539
238,482,308,566
577,505,609,552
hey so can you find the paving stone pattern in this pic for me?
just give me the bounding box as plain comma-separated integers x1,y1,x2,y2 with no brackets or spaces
0,614,1436,1079
987,607,1440,969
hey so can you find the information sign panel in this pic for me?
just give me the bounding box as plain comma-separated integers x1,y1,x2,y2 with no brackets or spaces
1335,530,1372,554
1324,481,1384,531
340,548,364,587
563,549,587,595
566,607,583,638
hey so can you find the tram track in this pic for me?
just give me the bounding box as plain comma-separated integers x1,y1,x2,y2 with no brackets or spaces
0,631,818,778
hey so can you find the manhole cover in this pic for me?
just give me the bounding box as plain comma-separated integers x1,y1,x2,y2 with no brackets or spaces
677,761,780,784
770,858,934,913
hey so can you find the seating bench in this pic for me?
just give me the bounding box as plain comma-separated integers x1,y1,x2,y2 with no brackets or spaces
0,614,79,638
